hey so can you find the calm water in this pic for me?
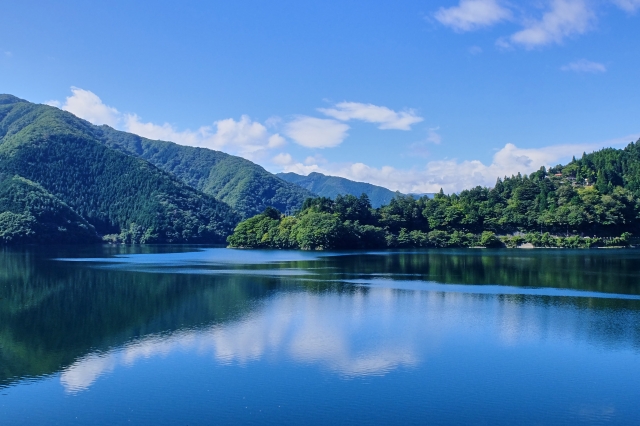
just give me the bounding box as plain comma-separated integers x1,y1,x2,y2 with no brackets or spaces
1,246,640,425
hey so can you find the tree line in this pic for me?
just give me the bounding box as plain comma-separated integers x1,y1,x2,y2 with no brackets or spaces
228,141,640,250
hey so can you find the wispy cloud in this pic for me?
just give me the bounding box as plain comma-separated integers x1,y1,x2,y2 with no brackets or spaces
284,116,350,148
426,127,442,144
47,88,286,160
506,0,595,49
318,102,423,131
274,135,639,193
611,0,640,12
561,59,607,73
434,0,512,32
436,0,638,49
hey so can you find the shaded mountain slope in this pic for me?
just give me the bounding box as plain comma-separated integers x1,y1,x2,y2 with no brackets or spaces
277,171,398,208
0,95,239,243
0,175,99,244
99,126,315,218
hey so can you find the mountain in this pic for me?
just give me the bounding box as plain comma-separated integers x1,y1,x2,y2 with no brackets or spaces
0,95,239,243
0,175,99,244
276,171,398,208
99,126,314,218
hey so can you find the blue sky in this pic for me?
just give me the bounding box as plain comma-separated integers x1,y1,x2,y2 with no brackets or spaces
2,0,640,192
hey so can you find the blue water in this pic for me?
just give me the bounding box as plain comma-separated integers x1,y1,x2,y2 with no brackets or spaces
1,247,639,425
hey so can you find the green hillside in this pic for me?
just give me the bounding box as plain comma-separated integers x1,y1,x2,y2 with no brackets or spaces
277,171,398,208
0,175,99,244
99,126,314,218
229,141,640,250
0,95,239,244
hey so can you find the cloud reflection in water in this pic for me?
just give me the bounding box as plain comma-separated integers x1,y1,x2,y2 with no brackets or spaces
60,288,435,392
60,284,640,394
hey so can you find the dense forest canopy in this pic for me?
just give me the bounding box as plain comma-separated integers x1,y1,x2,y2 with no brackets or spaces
0,95,239,244
99,126,314,219
228,140,640,250
0,175,99,244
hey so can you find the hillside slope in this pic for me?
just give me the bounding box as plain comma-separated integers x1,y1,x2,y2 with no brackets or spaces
0,175,99,244
277,171,398,208
0,95,239,243
99,126,314,218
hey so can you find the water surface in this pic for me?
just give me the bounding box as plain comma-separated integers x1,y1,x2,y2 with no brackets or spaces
1,247,639,425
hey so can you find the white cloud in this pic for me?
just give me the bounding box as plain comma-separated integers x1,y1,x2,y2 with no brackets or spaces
611,0,640,12
284,116,350,148
272,152,294,166
561,59,607,73
48,88,285,161
123,113,204,146
426,127,442,144
55,87,121,127
124,114,286,160
267,134,286,148
506,0,595,48
4,51,12,57
277,135,638,193
434,0,512,32
437,0,640,49
304,154,328,166
318,102,423,131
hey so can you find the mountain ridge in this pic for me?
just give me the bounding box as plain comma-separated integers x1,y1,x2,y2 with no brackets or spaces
0,97,240,243
277,171,399,208
98,125,314,218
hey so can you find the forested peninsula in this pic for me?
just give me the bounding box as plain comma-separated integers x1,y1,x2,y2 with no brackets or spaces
228,141,640,250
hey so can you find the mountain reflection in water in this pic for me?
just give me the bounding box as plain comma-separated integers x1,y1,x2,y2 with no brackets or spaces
1,246,640,425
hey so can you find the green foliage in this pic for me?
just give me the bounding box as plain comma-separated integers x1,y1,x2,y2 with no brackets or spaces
0,175,99,244
289,211,346,250
99,126,314,219
479,231,501,248
230,141,640,250
2,94,639,248
0,100,240,244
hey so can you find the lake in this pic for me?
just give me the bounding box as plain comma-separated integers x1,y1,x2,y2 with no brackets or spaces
1,246,640,425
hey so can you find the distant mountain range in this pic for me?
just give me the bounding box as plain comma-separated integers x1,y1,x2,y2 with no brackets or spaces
277,172,400,208
0,94,428,244
277,172,436,207
0,94,317,243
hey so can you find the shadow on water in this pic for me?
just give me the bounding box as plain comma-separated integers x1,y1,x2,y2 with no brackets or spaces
1,246,640,390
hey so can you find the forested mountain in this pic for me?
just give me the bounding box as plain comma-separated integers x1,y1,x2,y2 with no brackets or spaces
2,93,639,248
277,171,398,208
99,127,314,218
229,140,640,250
0,175,99,244
0,95,239,243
